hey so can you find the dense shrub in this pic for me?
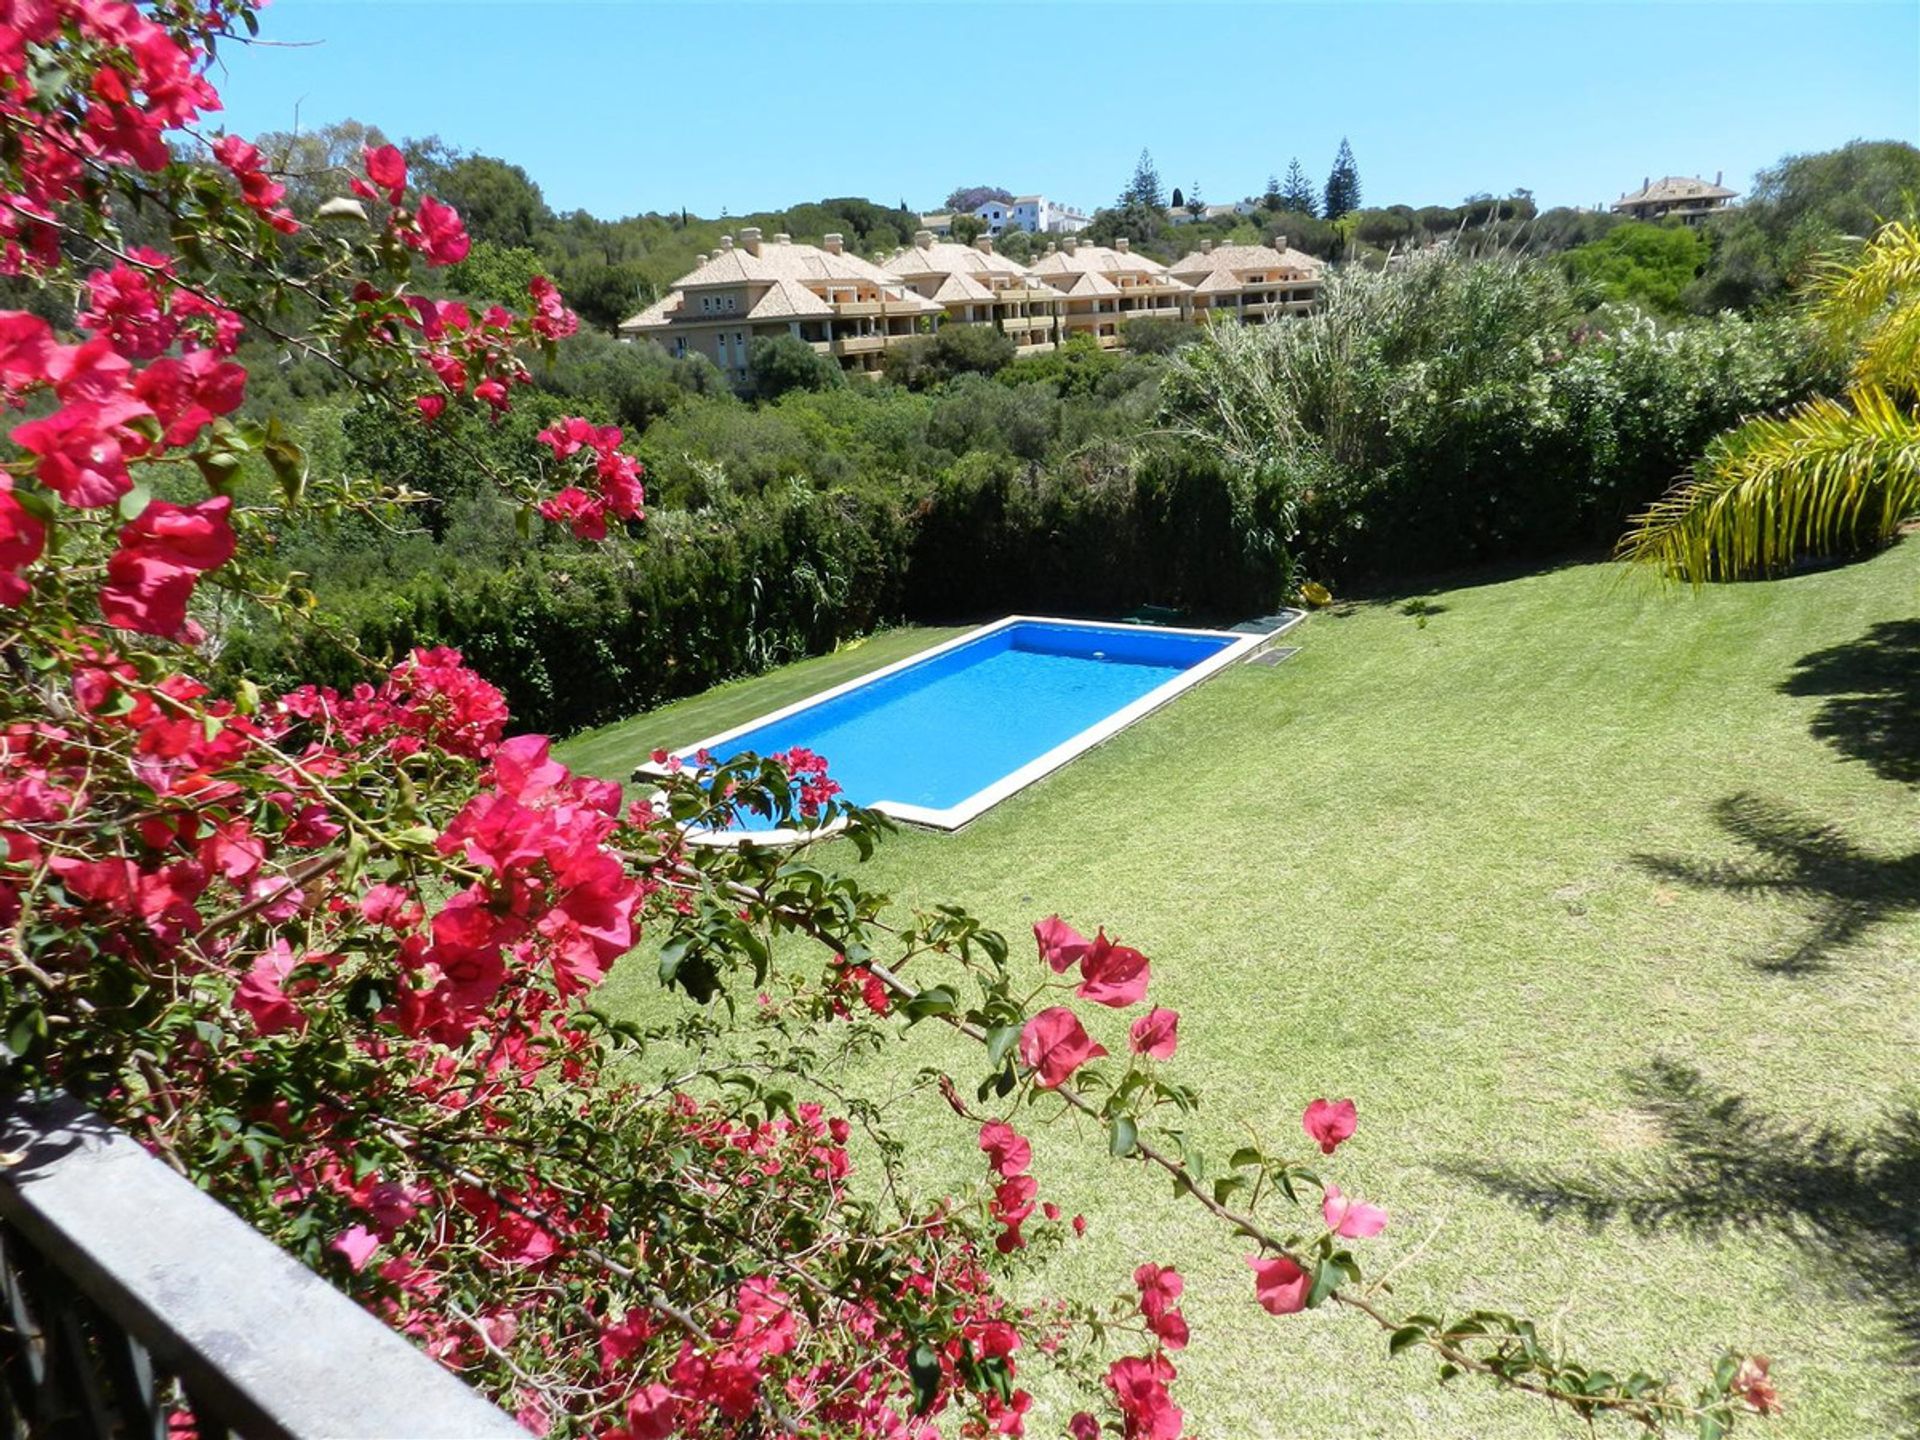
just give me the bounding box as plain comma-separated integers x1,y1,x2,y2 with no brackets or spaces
1163,249,1819,577
222,488,913,735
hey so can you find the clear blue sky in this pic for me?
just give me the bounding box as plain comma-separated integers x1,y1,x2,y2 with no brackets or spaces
213,1,1919,219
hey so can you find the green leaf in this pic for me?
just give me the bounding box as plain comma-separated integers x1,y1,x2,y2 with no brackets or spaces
1306,1257,1342,1309
1108,1115,1137,1157
1388,1325,1426,1356
116,483,151,521
985,1024,1021,1069
907,1342,942,1414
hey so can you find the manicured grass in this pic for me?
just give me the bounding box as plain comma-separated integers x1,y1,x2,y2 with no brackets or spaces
563,547,1920,1439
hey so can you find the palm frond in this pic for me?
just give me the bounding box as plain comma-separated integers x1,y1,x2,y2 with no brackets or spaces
1808,219,1920,392
1618,386,1920,582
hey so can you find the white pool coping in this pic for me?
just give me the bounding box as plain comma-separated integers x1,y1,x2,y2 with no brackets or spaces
636,614,1297,844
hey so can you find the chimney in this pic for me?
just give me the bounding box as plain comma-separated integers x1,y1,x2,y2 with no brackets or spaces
740,226,763,255
694,253,708,266
973,234,993,253
1115,236,1130,253
1063,236,1079,254
1642,176,1650,192
915,229,934,250
1045,241,1057,254
774,232,791,245
823,233,843,254
1199,238,1212,254
1275,234,1287,251
719,234,734,250
1714,169,1723,186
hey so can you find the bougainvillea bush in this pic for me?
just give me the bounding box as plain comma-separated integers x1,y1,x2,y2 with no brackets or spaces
0,4,1782,1436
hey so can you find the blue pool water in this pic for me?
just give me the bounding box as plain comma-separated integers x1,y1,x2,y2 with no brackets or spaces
690,622,1236,824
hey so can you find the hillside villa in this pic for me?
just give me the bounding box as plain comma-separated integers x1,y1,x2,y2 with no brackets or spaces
1610,173,1739,224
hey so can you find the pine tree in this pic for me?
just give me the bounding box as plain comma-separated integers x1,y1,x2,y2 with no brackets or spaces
1262,173,1282,212
1186,181,1205,218
1120,148,1165,211
1280,158,1317,216
1323,138,1361,220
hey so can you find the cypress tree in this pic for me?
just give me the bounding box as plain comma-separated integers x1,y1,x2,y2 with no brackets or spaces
1323,138,1361,219
1280,158,1317,216
1171,185,1184,211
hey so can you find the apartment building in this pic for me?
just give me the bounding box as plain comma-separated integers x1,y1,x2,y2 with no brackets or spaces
1026,236,1191,347
883,231,1064,353
617,227,942,378
1167,238,1323,323
1610,174,1739,224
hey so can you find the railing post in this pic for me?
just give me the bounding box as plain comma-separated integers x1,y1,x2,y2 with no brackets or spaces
0,1093,529,1440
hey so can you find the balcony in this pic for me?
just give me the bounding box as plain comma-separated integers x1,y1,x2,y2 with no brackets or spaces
0,1093,527,1440
832,299,926,317
830,335,888,355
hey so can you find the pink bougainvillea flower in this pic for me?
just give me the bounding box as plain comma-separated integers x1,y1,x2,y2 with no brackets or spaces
978,1119,1031,1177
1321,1183,1388,1238
1018,1006,1107,1089
1104,1354,1182,1440
329,1224,380,1272
0,480,47,606
413,195,471,266
1076,930,1150,1008
10,402,142,509
118,495,236,572
1128,1006,1179,1059
1134,1262,1189,1350
1248,1254,1310,1315
1303,1097,1358,1155
623,1384,678,1440
1733,1355,1781,1416
1033,913,1090,973
98,550,197,638
363,143,407,203
1067,1414,1099,1440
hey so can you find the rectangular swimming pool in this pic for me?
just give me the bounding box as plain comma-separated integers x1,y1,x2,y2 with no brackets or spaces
672,617,1267,833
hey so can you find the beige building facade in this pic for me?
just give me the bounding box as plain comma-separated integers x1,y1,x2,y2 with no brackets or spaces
883,232,1065,353
1167,238,1323,323
621,225,1326,374
617,227,942,379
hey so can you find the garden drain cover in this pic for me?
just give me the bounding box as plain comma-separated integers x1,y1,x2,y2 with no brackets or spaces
1248,647,1299,667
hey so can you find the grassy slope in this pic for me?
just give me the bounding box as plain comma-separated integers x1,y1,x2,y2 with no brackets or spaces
557,548,1920,1439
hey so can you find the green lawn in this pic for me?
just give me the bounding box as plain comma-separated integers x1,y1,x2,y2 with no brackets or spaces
555,546,1920,1439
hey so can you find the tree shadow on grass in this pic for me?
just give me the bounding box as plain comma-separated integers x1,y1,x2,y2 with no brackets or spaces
1450,1059,1920,1424
1634,793,1920,975
1782,619,1920,787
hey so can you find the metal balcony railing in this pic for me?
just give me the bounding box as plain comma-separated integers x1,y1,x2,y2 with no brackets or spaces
0,1092,529,1440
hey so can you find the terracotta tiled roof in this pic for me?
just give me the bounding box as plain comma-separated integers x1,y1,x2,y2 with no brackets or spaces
618,291,682,333
746,279,835,320
1167,242,1324,283
1614,175,1738,206
883,240,1030,282
1027,244,1183,285
930,271,997,303
673,238,904,290
1058,270,1120,297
